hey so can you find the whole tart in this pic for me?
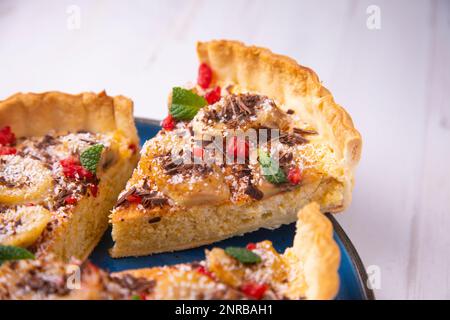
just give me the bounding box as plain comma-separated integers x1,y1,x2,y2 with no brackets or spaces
0,203,340,300
0,91,139,261
110,40,362,257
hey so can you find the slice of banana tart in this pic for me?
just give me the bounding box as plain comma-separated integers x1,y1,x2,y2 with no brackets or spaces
0,91,139,261
0,203,340,300
110,40,362,258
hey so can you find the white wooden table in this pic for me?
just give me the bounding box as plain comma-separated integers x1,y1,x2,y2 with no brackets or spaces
1,0,449,299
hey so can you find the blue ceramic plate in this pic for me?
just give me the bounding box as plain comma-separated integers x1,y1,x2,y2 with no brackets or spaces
90,118,374,300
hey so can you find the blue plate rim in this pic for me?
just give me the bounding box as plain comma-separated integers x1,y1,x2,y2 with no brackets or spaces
326,214,375,300
134,117,375,300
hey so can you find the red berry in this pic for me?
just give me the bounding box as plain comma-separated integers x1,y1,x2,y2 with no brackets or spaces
161,115,176,131
89,184,98,197
79,167,94,179
287,167,302,185
0,126,16,146
85,261,100,273
0,146,17,155
205,86,221,105
227,136,249,162
240,282,268,300
126,194,142,204
246,243,257,250
65,196,78,205
196,266,214,279
197,63,213,89
128,143,138,154
139,293,147,300
193,147,204,160
60,157,93,180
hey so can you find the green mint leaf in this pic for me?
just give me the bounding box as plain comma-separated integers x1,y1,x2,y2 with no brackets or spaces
258,150,287,185
131,295,141,300
0,245,35,265
80,144,104,174
170,87,207,120
224,247,262,264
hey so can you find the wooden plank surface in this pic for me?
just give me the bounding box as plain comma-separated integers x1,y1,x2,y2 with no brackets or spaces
0,0,449,299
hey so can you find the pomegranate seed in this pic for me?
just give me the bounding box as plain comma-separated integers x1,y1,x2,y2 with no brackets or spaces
246,243,257,250
197,63,212,89
85,262,100,273
139,293,147,300
205,86,221,105
126,194,142,204
196,266,214,279
0,146,17,155
128,143,138,154
240,282,268,300
60,157,93,180
287,167,302,185
89,184,98,197
161,115,176,131
193,147,204,160
0,126,16,146
227,136,249,162
65,196,78,205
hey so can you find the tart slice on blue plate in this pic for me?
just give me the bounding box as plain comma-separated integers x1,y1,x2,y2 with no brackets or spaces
110,40,362,258
0,203,340,300
0,91,139,261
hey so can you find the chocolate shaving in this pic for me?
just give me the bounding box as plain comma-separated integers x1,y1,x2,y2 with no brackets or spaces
54,189,73,209
286,109,295,115
36,135,57,149
211,93,265,127
148,217,161,224
235,95,252,114
0,176,16,188
279,132,309,146
110,274,156,294
115,186,136,208
279,152,294,165
115,186,168,209
245,184,264,200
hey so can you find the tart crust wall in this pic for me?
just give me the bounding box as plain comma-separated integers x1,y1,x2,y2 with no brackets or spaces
0,91,139,146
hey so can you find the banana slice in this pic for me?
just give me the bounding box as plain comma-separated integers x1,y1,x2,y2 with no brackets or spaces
0,155,54,205
0,205,51,247
140,130,230,207
206,241,288,288
192,94,292,136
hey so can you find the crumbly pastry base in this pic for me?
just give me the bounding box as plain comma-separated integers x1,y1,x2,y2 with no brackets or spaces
0,91,139,262
111,40,361,258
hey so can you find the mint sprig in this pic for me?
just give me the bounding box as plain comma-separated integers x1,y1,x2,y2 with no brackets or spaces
224,247,262,264
170,87,207,120
258,150,287,185
80,144,104,174
0,245,35,265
